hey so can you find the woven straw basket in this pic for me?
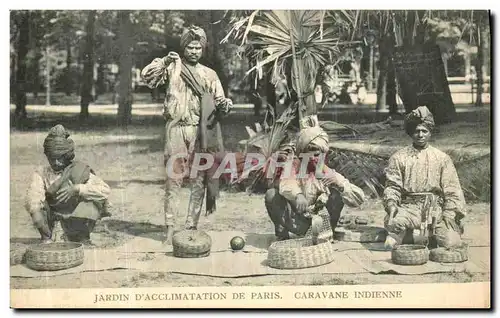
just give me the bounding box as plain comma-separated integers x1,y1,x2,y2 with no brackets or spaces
10,243,28,266
172,230,212,258
304,212,386,243
391,244,429,266
25,242,84,271
429,244,469,263
304,212,333,241
267,238,335,269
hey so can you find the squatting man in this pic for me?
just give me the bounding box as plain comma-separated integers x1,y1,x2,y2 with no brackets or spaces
25,125,112,245
382,106,466,250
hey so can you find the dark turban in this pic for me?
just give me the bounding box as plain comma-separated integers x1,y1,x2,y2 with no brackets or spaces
43,124,75,160
404,106,435,135
180,26,207,50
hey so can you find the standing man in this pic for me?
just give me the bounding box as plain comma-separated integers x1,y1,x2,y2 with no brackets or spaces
383,106,466,250
141,26,232,244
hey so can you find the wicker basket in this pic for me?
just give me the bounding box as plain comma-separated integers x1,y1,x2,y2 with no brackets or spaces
334,226,387,243
25,242,84,271
304,212,333,241
429,244,469,263
267,238,335,269
10,243,28,266
172,230,212,258
391,244,429,266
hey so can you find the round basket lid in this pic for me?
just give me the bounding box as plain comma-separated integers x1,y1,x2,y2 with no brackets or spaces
28,242,83,252
173,230,212,245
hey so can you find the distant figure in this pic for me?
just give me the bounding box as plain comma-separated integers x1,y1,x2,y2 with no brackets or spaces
25,125,112,245
112,78,120,105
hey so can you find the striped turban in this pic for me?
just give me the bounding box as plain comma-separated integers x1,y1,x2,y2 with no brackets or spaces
180,26,207,50
43,124,75,161
404,106,435,136
296,126,329,155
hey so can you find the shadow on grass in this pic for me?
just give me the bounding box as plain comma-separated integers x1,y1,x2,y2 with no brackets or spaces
10,237,41,245
244,233,276,250
101,219,164,241
10,113,165,133
105,179,165,188
94,137,165,154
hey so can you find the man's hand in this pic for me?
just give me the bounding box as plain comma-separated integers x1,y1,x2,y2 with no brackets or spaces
56,180,80,203
164,52,180,64
294,194,308,214
215,97,233,114
442,211,461,233
321,176,338,188
31,211,51,238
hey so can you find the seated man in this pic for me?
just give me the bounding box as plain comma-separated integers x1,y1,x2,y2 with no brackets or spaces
383,106,466,249
264,117,365,242
25,124,112,245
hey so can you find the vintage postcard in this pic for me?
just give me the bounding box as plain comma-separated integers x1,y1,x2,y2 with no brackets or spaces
9,8,491,308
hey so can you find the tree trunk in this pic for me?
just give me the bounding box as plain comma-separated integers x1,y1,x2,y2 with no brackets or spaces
376,37,391,112
442,53,449,77
367,44,374,91
475,18,488,107
29,13,41,99
65,39,72,96
386,55,398,116
32,47,41,98
45,46,51,106
14,11,30,121
376,65,387,112
80,10,96,120
96,61,105,97
117,10,133,126
293,58,316,117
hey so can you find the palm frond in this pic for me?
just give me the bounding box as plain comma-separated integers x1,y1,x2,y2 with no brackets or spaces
223,10,358,95
233,106,297,191
327,148,388,198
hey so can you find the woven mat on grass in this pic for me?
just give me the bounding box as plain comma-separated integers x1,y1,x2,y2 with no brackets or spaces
10,225,489,278
10,248,366,278
114,231,273,254
10,249,147,278
346,246,490,275
112,224,490,254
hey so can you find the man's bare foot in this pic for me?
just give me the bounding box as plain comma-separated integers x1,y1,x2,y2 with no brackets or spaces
163,226,174,245
384,236,398,251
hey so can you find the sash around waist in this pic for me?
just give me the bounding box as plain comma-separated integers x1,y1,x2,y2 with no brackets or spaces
401,192,444,206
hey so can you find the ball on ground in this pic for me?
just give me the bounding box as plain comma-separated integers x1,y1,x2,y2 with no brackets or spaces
230,236,245,251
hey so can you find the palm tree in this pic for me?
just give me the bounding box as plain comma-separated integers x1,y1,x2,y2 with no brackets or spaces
222,10,358,119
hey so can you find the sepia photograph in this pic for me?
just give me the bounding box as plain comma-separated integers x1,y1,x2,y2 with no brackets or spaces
8,8,491,308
